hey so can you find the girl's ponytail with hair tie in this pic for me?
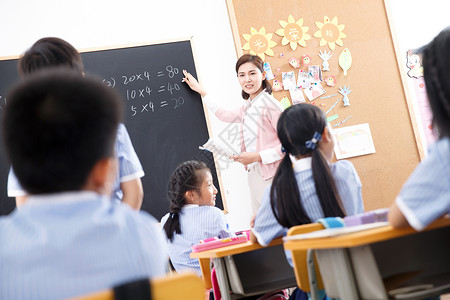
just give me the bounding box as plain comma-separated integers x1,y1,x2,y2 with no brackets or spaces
305,132,322,150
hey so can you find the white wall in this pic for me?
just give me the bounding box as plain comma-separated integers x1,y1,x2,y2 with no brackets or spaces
0,0,252,230
386,0,450,153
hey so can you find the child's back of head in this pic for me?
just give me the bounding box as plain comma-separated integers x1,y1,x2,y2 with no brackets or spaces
422,28,450,138
3,68,122,194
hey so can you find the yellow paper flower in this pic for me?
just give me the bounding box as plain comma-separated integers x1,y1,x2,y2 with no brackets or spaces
242,27,276,60
275,15,311,51
313,16,347,51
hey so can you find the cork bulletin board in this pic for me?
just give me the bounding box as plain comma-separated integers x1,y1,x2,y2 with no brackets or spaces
226,0,421,210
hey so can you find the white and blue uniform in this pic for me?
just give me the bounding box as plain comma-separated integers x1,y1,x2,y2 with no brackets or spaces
7,123,144,204
252,157,364,265
395,137,450,231
0,191,167,300
160,205,235,276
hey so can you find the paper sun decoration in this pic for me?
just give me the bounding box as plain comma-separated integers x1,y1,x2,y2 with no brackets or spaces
242,27,277,60
276,15,311,51
314,16,347,51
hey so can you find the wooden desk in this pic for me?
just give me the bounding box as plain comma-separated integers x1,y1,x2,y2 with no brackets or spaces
284,217,450,300
191,238,296,300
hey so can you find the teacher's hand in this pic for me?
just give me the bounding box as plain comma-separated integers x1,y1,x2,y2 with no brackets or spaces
182,70,207,97
230,152,261,166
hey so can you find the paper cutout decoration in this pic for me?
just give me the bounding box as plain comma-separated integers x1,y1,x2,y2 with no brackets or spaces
263,62,275,80
333,116,352,128
289,57,301,68
297,70,313,88
304,82,326,101
308,65,323,82
338,85,351,106
290,87,306,104
242,27,277,60
314,16,347,51
333,123,376,159
280,97,292,109
276,15,311,51
282,71,296,90
272,79,283,92
406,49,423,78
339,48,352,76
325,98,340,115
325,75,336,87
327,114,339,122
318,50,332,71
301,54,311,67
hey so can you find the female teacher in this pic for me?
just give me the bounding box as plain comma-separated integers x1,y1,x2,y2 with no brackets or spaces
183,54,284,214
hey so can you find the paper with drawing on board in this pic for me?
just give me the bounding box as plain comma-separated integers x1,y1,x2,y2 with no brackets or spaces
333,123,376,159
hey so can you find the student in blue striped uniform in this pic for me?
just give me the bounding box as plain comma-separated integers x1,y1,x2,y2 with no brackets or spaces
250,103,364,255
161,161,235,276
0,69,167,300
7,37,144,210
250,104,364,299
389,28,450,230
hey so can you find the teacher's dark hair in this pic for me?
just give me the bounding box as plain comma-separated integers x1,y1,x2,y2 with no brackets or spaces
422,28,450,138
270,104,344,228
164,160,210,241
18,37,84,77
235,54,272,100
3,68,122,194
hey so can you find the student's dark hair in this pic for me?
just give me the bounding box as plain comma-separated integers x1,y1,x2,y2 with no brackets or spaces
18,37,84,77
235,54,272,100
422,28,450,138
163,160,210,241
3,68,122,194
270,104,344,228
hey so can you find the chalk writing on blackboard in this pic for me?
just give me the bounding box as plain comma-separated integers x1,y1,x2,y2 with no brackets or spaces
102,65,184,117
0,96,5,111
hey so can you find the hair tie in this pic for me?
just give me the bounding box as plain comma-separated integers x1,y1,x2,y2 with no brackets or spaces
305,132,322,150
281,146,287,154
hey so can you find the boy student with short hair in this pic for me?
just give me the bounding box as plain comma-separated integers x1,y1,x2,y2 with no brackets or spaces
7,37,145,210
0,69,167,300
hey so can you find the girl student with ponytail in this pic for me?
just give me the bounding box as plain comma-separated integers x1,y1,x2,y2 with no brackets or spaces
250,103,364,254
389,28,450,231
160,160,235,276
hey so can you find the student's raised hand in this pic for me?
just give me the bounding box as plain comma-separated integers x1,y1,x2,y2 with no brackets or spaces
230,152,261,166
182,70,207,97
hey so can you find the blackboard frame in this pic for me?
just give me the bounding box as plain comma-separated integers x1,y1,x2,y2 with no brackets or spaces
0,37,228,219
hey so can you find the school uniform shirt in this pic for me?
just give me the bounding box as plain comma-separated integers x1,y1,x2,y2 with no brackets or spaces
395,137,450,231
252,157,364,265
0,191,167,300
7,123,144,204
203,91,284,180
160,205,235,276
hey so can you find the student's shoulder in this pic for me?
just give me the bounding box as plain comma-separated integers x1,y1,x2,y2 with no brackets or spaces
331,160,359,178
199,205,225,217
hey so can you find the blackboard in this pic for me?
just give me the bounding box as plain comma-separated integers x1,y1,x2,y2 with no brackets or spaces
0,38,226,220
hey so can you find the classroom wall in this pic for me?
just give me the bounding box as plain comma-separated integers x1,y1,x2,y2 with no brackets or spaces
1,0,448,230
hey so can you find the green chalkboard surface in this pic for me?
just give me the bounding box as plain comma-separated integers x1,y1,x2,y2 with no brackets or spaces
0,39,225,219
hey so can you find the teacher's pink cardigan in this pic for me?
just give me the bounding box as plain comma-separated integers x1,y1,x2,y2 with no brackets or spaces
205,92,284,180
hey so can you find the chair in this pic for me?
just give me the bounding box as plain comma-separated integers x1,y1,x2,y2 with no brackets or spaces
285,223,325,298
69,272,205,300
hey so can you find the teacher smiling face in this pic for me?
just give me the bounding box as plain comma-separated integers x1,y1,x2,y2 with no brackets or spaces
237,62,266,100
